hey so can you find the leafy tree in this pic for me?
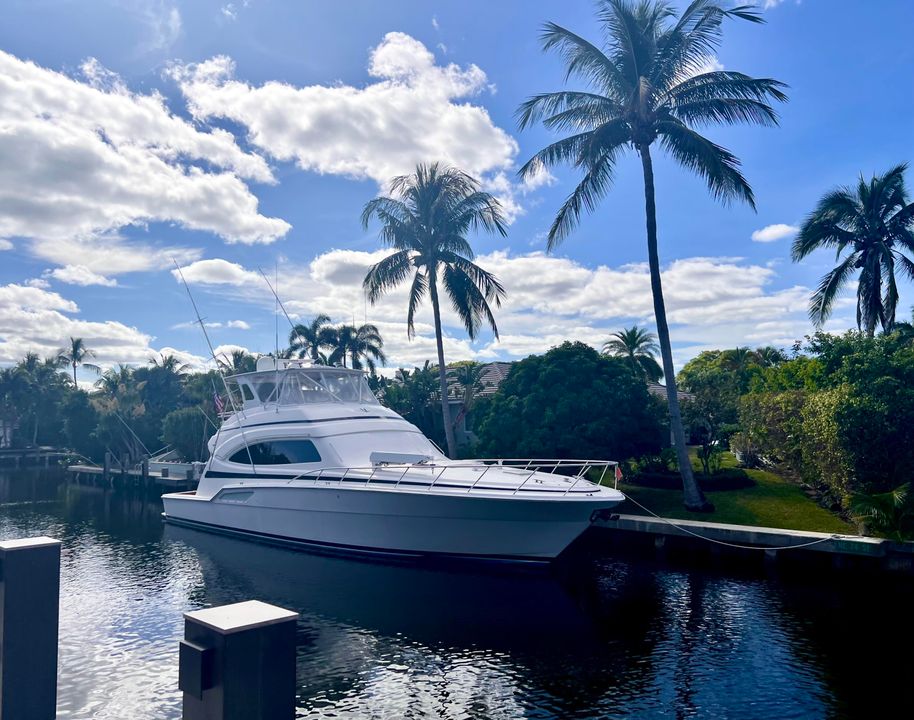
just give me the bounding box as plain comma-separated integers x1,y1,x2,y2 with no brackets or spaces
517,0,786,510
289,314,334,362
57,337,100,387
60,390,101,458
602,326,663,381
381,362,444,447
793,164,914,336
362,162,507,457
163,407,215,462
475,342,664,461
327,324,386,371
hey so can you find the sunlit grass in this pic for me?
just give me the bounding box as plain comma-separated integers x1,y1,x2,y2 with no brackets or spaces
617,449,853,534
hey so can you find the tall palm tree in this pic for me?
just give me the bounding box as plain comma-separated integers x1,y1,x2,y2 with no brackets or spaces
602,326,663,382
58,337,100,386
289,314,334,362
517,0,786,510
362,163,508,457
327,324,386,372
792,164,914,337
448,362,487,432
95,364,135,401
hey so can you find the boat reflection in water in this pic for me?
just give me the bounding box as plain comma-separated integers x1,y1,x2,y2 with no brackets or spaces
165,523,662,718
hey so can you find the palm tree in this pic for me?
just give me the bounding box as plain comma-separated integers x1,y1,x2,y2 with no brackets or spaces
95,364,135,401
327,324,386,372
448,362,487,433
289,314,334,362
58,337,100,387
792,164,914,337
602,326,663,382
217,349,258,374
754,346,785,368
149,353,190,375
516,0,786,510
362,163,508,457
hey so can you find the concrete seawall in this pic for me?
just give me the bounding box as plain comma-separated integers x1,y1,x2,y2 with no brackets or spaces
591,513,914,574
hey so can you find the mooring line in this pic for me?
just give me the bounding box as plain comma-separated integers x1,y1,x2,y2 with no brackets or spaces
619,492,842,551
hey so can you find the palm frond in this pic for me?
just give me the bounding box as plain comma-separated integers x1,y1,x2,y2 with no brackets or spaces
810,252,859,327
657,119,754,207
363,250,413,303
539,21,631,98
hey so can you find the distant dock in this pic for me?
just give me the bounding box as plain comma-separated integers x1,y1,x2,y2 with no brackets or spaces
0,447,69,469
66,463,197,492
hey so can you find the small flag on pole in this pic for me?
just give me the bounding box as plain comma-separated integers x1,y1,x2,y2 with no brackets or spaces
614,464,623,486
213,391,225,414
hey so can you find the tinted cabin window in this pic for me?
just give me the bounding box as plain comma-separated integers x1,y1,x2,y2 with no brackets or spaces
229,440,321,465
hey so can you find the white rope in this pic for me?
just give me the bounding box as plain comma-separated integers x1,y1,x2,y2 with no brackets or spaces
620,491,843,551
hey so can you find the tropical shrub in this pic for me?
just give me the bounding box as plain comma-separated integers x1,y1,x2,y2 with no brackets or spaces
162,407,215,462
474,342,665,461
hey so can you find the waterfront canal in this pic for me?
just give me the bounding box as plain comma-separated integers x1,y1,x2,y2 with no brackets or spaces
0,470,910,719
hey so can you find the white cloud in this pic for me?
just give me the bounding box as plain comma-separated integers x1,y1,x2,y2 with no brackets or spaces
221,4,238,20
0,238,11,251
169,33,526,208
0,283,154,365
751,223,799,243
227,320,251,330
30,235,201,277
45,265,118,287
124,1,182,52
0,49,290,258
432,16,440,31
175,249,821,371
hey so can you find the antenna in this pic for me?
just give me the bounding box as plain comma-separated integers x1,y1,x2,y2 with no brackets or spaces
172,259,258,476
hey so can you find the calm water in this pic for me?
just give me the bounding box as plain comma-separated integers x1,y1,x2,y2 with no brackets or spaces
0,471,911,719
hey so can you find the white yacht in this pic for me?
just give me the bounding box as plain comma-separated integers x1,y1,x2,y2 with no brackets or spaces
162,358,624,561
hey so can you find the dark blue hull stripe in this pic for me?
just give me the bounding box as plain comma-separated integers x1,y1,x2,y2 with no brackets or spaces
163,515,553,564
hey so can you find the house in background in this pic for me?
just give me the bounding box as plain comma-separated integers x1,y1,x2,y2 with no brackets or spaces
449,362,512,448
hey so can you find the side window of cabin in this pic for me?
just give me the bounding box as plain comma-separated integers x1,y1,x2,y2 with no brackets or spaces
228,440,322,465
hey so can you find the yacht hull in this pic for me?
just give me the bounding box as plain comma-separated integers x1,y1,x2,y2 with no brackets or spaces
162,484,622,561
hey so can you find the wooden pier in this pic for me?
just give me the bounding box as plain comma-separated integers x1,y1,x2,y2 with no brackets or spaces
0,447,69,469
66,463,197,492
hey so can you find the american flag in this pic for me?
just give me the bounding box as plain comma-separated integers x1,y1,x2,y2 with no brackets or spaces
213,391,225,414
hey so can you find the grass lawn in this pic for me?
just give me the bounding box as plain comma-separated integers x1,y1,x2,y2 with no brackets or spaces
616,450,853,534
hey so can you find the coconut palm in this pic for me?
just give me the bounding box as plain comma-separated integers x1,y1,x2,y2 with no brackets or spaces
57,337,100,387
362,163,508,457
602,326,663,381
289,314,334,362
217,349,258,374
754,346,785,368
327,324,386,372
517,0,786,510
792,164,914,337
448,362,487,433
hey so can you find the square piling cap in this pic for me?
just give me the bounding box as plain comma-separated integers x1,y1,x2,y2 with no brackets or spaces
184,600,298,634
0,536,61,553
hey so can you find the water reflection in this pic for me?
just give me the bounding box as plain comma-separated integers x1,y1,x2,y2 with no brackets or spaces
0,472,911,719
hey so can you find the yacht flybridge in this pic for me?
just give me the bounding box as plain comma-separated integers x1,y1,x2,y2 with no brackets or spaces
162,358,625,561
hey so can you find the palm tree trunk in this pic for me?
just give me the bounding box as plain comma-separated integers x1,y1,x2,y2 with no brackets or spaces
429,277,458,458
73,362,77,387
639,146,711,512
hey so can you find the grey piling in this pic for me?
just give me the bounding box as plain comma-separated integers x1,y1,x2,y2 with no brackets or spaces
0,537,61,720
180,600,299,720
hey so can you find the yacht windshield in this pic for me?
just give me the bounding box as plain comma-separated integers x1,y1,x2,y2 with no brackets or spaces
233,369,379,407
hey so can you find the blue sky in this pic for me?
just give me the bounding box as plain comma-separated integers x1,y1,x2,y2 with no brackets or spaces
1,0,913,380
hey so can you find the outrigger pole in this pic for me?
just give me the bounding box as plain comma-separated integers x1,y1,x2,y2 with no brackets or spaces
171,259,258,476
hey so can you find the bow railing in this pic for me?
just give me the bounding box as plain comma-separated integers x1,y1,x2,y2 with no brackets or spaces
284,458,619,495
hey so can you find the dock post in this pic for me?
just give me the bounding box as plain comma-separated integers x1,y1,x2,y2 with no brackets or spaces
141,458,149,487
103,452,111,484
180,600,299,720
0,537,61,720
